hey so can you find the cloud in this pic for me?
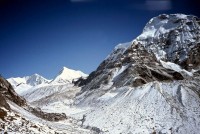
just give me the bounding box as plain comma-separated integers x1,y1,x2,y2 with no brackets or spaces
129,0,172,11
145,0,172,11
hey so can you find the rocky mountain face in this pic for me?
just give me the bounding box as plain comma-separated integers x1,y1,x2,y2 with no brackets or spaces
0,77,26,108
72,14,200,133
137,14,200,70
76,14,200,89
76,41,185,92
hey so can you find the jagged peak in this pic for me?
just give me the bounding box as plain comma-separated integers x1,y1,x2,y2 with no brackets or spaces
7,73,50,87
51,66,88,83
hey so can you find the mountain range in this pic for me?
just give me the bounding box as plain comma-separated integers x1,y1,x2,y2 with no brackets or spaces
1,13,200,134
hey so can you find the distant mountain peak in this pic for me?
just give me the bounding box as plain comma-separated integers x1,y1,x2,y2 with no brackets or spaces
25,74,50,86
7,73,50,88
51,66,88,84
62,66,71,70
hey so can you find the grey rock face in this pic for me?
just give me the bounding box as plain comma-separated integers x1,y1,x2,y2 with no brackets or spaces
0,76,26,107
27,107,67,121
76,42,185,94
137,14,200,70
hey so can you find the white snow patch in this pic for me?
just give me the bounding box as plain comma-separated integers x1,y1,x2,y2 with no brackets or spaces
114,42,131,50
98,92,118,101
112,65,128,79
160,60,193,76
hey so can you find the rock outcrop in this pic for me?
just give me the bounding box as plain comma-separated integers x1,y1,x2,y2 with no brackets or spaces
0,77,26,107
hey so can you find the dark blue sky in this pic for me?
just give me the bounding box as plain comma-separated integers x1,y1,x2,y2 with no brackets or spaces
1,0,200,79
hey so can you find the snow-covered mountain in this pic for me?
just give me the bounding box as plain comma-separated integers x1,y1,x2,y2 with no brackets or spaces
21,67,88,116
8,73,50,87
71,14,200,133
51,67,88,84
7,67,88,118
7,67,88,96
25,73,51,86
7,74,50,95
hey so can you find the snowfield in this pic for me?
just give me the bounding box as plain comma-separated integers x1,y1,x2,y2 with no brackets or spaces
75,81,200,134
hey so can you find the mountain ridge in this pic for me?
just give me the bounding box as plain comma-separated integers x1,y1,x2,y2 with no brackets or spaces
7,67,88,96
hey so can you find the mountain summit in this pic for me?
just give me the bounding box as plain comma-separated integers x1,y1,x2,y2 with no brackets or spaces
7,73,49,87
7,74,50,95
51,67,88,83
25,73,50,86
136,14,200,69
